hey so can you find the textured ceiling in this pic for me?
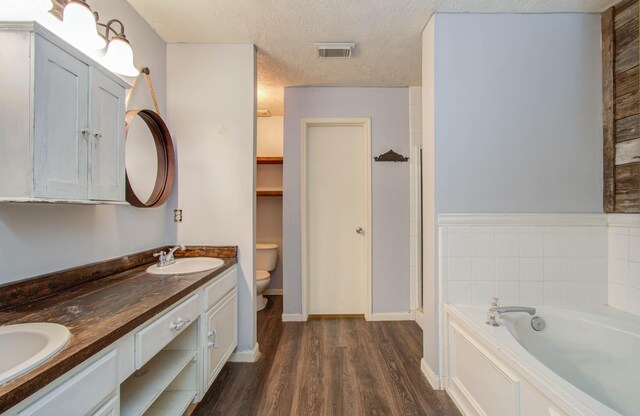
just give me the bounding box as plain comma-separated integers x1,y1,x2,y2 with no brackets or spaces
125,0,617,115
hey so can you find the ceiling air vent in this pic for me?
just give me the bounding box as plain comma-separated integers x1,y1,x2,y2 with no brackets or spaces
315,43,356,58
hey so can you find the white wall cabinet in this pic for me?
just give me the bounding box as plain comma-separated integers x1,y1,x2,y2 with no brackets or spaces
0,22,129,204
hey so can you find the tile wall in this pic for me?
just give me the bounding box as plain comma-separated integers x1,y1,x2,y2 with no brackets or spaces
440,219,609,307
608,217,640,315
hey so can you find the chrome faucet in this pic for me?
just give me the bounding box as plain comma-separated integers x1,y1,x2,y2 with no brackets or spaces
486,298,536,327
153,244,186,267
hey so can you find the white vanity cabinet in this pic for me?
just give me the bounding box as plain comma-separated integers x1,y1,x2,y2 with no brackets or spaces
4,265,239,416
18,350,119,416
203,268,238,388
0,22,128,203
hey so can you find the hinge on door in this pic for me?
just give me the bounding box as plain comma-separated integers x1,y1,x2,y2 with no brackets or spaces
174,209,183,223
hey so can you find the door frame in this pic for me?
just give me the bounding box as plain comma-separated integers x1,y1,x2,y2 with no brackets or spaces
300,118,372,321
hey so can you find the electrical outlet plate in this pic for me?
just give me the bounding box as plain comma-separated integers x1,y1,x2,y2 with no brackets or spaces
174,209,183,223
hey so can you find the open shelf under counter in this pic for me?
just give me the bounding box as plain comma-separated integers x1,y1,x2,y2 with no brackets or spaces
120,349,197,416
257,156,283,165
257,188,283,197
144,390,197,416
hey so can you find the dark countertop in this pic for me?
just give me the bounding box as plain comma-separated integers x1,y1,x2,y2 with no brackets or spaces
0,257,237,413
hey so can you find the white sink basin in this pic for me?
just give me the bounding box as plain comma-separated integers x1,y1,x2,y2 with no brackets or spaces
147,257,225,275
0,323,70,385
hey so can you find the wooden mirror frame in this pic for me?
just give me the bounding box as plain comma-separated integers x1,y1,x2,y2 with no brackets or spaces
125,109,175,208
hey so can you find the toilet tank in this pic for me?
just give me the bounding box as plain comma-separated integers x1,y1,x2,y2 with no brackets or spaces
256,243,279,271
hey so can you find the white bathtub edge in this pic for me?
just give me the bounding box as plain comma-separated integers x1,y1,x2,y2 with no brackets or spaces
444,305,617,416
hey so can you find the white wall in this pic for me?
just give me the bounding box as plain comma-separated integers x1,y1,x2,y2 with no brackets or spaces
167,44,257,353
422,13,604,381
283,87,411,316
0,0,171,284
257,117,283,290
421,17,439,378
434,13,603,214
257,116,283,157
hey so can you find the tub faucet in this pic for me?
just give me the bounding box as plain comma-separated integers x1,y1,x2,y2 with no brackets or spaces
153,244,186,267
486,298,536,327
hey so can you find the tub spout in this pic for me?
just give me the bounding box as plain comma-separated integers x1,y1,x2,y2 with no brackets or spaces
486,298,536,326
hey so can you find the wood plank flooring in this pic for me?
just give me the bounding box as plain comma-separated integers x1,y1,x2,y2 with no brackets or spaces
194,296,461,416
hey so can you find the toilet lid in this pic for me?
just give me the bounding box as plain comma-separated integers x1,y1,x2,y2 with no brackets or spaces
256,270,271,280
257,243,278,250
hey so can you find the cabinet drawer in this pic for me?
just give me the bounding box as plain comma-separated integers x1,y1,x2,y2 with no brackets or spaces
135,294,199,368
204,267,237,311
19,350,117,416
91,396,119,416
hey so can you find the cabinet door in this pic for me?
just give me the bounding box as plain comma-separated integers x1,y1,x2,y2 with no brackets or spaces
34,36,89,200
206,291,238,388
89,70,125,201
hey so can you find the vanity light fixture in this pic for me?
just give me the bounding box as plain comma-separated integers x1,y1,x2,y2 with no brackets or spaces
61,0,138,77
62,0,106,50
101,19,139,77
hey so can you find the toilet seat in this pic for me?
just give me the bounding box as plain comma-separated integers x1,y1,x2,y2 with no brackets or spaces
257,270,270,280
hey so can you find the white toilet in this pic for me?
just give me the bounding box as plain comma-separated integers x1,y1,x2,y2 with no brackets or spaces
256,243,278,311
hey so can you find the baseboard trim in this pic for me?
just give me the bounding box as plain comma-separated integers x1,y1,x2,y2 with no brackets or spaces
369,312,414,321
414,309,424,330
229,343,260,363
421,358,441,390
282,313,305,322
264,289,283,296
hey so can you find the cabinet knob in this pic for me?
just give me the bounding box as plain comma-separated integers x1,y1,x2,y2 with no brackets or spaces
81,129,90,139
94,132,103,139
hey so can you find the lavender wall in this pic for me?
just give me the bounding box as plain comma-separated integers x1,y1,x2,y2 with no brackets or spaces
283,87,411,315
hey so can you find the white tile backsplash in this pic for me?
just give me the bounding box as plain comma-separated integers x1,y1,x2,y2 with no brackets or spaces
440,215,609,308
543,234,567,257
520,258,544,282
495,232,519,257
496,257,519,281
439,215,640,316
543,258,568,281
606,219,640,316
472,257,496,281
519,233,544,257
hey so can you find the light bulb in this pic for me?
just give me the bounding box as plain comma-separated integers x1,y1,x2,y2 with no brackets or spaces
104,37,139,77
62,1,106,50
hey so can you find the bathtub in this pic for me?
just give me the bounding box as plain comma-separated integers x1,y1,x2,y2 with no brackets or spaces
444,305,640,416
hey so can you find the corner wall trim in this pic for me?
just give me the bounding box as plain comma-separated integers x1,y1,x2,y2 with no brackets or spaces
229,343,260,363
369,312,414,322
282,313,305,322
264,289,284,296
421,358,442,390
608,214,640,227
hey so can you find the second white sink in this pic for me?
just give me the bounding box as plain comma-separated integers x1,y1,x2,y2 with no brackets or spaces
0,323,70,385
147,257,225,275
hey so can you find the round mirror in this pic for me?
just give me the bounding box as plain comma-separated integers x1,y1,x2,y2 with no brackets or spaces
124,109,175,208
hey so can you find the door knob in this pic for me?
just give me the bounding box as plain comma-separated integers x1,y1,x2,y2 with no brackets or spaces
356,227,365,235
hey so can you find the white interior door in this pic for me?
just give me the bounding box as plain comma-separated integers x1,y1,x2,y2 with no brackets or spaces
306,122,369,315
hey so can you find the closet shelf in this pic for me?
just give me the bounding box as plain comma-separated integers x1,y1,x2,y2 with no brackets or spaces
257,188,283,197
257,157,283,165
